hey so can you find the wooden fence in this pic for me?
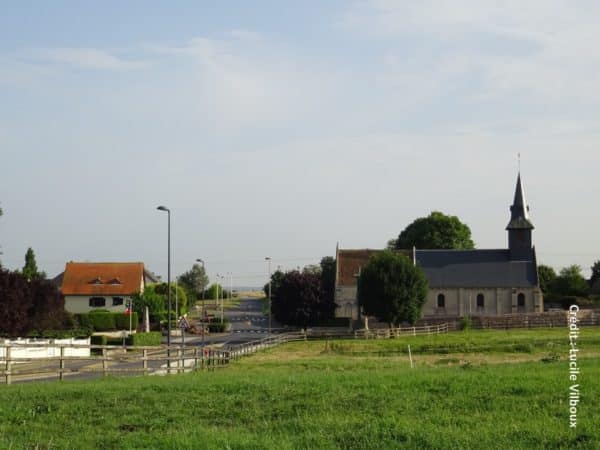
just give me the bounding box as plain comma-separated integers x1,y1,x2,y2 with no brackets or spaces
353,323,448,339
1,332,309,385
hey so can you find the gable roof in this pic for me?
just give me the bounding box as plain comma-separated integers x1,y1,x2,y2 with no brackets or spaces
336,249,410,285
415,249,538,288
60,262,145,296
336,248,538,289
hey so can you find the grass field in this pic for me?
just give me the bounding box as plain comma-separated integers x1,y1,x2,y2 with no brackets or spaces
1,328,598,449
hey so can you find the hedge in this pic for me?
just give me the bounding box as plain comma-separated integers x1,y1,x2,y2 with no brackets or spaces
126,332,162,346
76,312,138,331
89,313,116,331
115,312,139,330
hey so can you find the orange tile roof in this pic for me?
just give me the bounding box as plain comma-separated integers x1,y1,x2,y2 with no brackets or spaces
60,262,145,296
336,249,412,286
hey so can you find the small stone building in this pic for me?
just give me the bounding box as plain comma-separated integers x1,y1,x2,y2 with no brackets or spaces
335,173,544,322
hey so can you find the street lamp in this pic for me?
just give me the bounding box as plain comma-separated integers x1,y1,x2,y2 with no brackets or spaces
156,206,172,366
265,257,271,337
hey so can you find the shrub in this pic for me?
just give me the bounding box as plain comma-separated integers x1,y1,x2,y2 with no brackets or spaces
74,314,93,332
89,309,111,314
89,313,116,331
115,312,139,330
127,332,162,346
459,316,472,331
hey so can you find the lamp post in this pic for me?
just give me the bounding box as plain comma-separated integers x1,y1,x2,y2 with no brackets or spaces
156,205,172,371
196,258,205,347
265,257,271,337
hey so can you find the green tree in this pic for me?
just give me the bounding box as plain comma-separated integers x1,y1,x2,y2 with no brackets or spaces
320,256,336,309
205,283,228,301
131,284,165,322
22,247,46,280
591,260,600,286
264,270,284,299
177,263,208,303
358,251,428,326
271,270,327,327
554,265,589,297
393,211,475,250
154,282,188,315
537,265,557,295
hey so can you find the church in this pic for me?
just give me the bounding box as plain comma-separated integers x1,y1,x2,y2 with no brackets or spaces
334,173,544,322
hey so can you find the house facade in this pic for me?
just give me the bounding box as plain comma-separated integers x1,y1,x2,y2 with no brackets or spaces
335,173,544,322
57,262,157,314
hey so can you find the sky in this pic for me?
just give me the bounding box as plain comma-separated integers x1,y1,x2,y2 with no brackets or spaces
1,1,599,286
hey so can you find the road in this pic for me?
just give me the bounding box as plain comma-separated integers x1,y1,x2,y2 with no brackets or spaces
10,297,279,384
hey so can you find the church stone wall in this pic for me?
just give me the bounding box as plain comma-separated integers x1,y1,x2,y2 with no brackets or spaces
335,285,543,321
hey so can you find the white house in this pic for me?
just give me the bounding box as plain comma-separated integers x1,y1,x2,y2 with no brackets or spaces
56,262,157,314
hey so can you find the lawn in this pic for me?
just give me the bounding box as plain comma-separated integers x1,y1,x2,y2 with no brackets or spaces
0,328,598,449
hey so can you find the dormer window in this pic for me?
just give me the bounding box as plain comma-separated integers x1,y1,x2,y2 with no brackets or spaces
108,278,122,285
90,277,103,285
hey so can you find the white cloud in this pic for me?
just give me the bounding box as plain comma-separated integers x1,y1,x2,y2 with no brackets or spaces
343,1,600,107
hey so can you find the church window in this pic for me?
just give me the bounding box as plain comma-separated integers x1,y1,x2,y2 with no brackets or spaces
476,293,484,308
517,293,526,307
437,294,445,308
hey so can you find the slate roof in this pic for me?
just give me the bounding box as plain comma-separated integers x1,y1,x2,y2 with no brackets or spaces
415,249,538,288
506,173,534,230
336,248,538,289
60,262,145,296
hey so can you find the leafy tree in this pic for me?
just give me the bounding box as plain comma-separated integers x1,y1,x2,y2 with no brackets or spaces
22,247,46,280
131,284,165,322
358,250,428,326
393,211,475,250
154,282,188,315
320,256,336,310
204,283,228,301
263,270,284,299
591,260,600,286
554,265,589,297
177,263,208,302
0,268,70,336
271,270,326,327
537,265,557,295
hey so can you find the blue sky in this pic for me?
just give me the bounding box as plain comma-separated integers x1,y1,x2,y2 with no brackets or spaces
1,1,599,285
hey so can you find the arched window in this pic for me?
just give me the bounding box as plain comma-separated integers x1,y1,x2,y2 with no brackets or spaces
517,293,526,307
437,293,445,308
476,293,484,308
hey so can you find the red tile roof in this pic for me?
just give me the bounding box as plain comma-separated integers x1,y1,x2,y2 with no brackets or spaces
60,262,145,296
336,249,412,286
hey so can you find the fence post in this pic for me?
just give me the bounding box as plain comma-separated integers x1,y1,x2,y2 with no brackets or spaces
102,347,108,377
143,349,148,375
59,345,65,381
413,327,416,336
5,345,11,385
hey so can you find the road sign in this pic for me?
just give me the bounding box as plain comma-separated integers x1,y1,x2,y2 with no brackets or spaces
178,317,190,330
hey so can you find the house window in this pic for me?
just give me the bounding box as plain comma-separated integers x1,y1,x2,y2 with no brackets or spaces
517,293,526,307
112,297,124,306
476,293,485,308
437,293,445,308
89,297,106,307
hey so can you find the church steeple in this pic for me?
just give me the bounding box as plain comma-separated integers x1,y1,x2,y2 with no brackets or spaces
506,173,534,260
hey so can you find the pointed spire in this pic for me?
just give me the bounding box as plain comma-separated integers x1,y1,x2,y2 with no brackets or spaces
506,172,534,230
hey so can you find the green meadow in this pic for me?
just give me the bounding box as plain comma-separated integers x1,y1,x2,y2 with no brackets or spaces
1,327,598,449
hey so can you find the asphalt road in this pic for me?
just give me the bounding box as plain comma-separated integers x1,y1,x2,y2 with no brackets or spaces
10,297,276,384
